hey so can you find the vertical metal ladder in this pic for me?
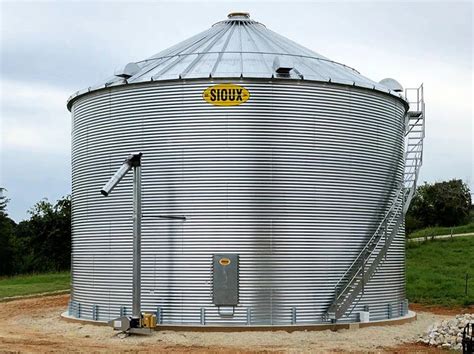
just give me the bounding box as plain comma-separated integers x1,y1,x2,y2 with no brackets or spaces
324,84,425,322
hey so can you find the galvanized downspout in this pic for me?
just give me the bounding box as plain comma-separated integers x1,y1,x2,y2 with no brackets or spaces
132,159,142,320
100,153,143,321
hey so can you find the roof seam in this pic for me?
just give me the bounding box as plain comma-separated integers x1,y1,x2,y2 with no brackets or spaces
150,24,230,80
133,27,218,80
240,21,272,74
210,21,237,76
183,22,235,77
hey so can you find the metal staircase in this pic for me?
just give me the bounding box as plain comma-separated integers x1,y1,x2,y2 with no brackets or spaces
324,84,425,322
403,84,425,212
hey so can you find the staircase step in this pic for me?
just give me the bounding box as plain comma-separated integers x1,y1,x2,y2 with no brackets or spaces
408,111,422,118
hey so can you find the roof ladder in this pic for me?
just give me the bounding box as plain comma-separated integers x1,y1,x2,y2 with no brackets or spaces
323,84,425,322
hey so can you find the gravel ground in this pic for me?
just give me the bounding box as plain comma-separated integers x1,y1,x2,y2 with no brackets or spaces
0,294,453,353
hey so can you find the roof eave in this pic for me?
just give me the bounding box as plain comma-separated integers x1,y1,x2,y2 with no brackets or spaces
67,76,408,112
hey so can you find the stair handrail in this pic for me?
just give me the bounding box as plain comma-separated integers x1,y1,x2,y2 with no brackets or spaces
333,187,404,300
329,195,404,319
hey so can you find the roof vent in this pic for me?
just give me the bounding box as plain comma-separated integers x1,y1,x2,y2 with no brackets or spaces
379,78,403,93
115,62,140,79
228,12,250,19
273,56,294,75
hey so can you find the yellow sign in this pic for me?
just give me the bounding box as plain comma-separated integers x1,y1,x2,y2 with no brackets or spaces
202,84,250,106
219,258,231,266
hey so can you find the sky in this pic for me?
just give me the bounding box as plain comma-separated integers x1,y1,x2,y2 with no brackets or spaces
0,0,472,222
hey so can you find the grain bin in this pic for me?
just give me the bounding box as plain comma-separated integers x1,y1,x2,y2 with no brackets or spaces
66,12,425,326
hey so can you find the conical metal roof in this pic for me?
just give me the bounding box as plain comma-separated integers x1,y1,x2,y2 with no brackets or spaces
68,12,402,107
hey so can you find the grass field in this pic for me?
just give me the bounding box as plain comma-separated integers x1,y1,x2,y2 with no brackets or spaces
407,222,474,239
406,236,474,306
0,272,70,299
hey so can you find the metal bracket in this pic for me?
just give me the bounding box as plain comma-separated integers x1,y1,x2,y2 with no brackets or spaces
144,214,187,221
218,306,235,316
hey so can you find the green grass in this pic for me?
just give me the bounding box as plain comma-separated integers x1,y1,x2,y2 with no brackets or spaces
407,222,474,239
0,272,70,299
406,236,474,307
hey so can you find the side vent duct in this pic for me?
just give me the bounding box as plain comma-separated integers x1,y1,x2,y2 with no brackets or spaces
115,62,140,79
273,56,294,76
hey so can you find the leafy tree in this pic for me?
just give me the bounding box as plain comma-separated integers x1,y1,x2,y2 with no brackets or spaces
0,188,8,213
407,179,472,233
14,196,71,273
0,188,16,275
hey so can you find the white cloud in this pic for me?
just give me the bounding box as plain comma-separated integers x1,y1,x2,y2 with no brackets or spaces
0,79,71,152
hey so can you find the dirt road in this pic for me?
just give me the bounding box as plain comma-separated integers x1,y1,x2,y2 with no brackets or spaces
0,294,452,353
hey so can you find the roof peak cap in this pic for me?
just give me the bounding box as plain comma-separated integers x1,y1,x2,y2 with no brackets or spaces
227,11,250,19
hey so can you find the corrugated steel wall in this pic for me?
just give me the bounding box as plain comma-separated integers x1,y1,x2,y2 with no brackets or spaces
70,79,407,325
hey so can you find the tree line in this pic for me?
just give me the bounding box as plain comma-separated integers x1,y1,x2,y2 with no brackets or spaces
0,179,472,276
0,189,70,276
406,179,472,234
